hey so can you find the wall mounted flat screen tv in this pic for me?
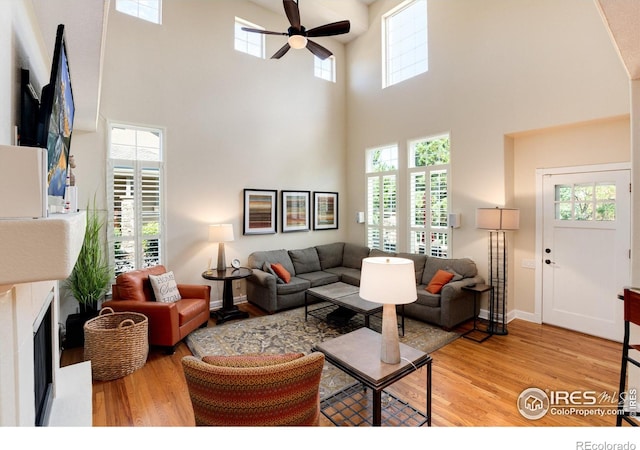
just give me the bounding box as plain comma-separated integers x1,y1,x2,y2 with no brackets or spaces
37,24,75,200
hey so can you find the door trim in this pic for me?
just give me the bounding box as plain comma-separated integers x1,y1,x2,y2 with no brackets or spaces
533,162,630,325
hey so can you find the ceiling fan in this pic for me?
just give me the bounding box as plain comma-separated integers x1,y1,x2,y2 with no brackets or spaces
242,0,351,60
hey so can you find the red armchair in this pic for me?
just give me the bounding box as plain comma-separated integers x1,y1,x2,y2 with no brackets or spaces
102,265,211,353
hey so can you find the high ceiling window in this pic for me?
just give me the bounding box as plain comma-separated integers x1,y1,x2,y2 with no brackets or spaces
382,0,428,88
235,17,265,59
116,0,162,24
315,56,336,82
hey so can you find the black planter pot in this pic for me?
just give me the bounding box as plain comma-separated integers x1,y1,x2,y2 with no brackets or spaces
64,310,99,349
78,300,99,315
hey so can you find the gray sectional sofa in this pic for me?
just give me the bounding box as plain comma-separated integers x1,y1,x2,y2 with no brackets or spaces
246,242,484,330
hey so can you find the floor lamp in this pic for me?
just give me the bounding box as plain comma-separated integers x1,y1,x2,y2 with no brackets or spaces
476,207,519,335
359,257,417,364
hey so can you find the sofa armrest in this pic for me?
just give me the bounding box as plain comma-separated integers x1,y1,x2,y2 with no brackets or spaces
440,276,484,303
246,269,278,313
248,269,276,289
177,284,211,300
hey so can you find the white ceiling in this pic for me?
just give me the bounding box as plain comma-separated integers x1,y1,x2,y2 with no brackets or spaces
28,0,640,135
595,0,640,80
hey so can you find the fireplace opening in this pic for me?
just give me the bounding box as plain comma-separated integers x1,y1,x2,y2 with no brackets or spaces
33,300,53,426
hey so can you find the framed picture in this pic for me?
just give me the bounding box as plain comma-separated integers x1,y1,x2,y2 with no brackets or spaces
281,190,310,232
243,189,277,235
313,191,338,230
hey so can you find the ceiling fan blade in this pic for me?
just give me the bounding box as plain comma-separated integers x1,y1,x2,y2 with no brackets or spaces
306,39,332,60
283,0,301,30
271,43,291,59
306,20,351,38
241,27,287,36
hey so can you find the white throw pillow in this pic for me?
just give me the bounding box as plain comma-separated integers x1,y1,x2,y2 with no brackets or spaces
149,271,182,303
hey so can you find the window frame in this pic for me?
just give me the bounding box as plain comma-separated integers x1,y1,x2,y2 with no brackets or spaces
314,55,336,82
382,0,428,88
234,17,265,59
107,122,166,278
115,0,162,24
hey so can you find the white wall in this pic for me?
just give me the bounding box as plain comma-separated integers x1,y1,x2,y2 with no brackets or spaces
71,1,349,299
345,0,630,312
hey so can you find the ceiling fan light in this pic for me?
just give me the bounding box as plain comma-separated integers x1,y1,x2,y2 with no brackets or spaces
288,34,307,49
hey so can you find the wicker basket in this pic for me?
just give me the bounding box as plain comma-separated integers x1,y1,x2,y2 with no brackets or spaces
84,307,149,381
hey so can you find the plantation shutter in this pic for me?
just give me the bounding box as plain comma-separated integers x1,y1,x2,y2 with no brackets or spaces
366,174,397,252
108,124,164,277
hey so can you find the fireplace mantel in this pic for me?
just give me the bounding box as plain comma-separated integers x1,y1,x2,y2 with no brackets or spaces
0,212,86,285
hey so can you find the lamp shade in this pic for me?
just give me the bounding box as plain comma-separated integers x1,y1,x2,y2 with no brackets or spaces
359,257,417,305
476,207,520,231
208,224,234,242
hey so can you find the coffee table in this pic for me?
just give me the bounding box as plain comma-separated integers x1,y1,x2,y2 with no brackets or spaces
305,282,404,334
313,327,432,427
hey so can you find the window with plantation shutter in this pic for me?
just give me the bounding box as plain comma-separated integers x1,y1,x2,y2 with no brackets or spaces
108,124,165,277
408,135,450,257
366,145,398,252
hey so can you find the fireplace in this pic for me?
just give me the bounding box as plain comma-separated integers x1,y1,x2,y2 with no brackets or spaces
33,298,53,426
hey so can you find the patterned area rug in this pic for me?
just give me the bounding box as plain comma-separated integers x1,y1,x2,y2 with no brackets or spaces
185,304,459,399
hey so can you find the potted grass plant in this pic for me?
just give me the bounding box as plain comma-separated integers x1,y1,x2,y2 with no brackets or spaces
64,199,113,347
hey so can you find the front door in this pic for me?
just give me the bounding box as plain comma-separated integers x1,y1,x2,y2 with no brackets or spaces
541,167,630,342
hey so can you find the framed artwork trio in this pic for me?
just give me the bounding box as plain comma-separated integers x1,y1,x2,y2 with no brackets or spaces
243,188,338,235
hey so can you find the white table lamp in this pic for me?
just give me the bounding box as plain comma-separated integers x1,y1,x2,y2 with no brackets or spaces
209,224,234,271
359,257,417,364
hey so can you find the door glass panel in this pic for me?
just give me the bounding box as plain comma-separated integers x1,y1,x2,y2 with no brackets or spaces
574,202,593,221
554,182,616,221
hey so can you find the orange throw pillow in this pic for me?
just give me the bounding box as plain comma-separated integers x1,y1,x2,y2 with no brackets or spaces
426,269,455,294
270,263,291,284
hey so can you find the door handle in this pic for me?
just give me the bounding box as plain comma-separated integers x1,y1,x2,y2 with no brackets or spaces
545,259,555,265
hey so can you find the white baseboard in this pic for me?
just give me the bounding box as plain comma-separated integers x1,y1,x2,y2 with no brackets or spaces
478,308,532,324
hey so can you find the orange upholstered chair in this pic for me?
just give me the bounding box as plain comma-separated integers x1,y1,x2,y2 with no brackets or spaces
103,265,211,353
181,352,325,426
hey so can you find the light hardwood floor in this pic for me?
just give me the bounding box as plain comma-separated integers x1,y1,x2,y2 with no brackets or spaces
61,303,627,427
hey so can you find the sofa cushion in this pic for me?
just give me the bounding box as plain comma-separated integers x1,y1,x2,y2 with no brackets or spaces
176,298,207,325
343,243,370,269
416,289,441,308
315,242,345,270
422,257,477,285
276,277,311,295
271,263,292,283
425,269,455,294
296,271,340,287
369,248,395,258
288,247,321,275
397,253,427,284
249,249,296,276
149,271,182,303
325,267,362,286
